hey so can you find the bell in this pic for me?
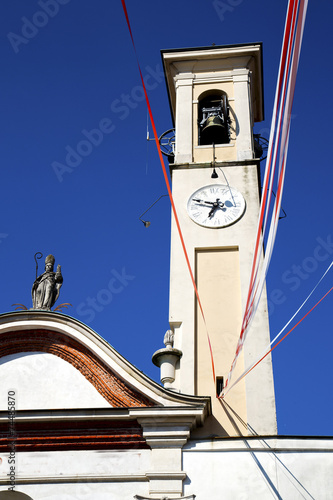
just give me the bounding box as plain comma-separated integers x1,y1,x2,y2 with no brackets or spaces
200,115,226,145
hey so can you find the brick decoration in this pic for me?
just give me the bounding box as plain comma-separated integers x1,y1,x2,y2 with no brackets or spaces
0,330,155,407
0,418,149,451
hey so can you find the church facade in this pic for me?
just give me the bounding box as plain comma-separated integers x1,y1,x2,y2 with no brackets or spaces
0,311,332,499
0,44,332,499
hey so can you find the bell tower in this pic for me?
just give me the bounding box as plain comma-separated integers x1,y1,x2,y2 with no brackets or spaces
160,44,277,436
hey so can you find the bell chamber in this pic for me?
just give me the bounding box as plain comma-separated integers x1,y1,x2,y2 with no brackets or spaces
198,93,230,146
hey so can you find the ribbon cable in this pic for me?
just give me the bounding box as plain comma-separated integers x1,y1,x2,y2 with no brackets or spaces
242,0,308,348
224,0,298,391
223,0,308,395
227,285,333,392
224,0,307,394
223,261,333,397
245,0,308,358
243,0,300,346
241,0,305,345
241,0,298,337
121,0,216,383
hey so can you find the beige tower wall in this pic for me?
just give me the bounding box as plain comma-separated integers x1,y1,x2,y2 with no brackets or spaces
168,162,277,436
164,45,276,437
195,248,247,436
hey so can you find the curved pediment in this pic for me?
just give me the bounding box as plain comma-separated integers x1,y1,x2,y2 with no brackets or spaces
0,328,154,408
0,311,210,414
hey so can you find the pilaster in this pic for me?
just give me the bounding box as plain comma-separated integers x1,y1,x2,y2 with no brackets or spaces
138,417,196,498
233,69,253,160
174,76,193,163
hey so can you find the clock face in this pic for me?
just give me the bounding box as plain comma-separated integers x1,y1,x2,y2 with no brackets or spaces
187,184,246,228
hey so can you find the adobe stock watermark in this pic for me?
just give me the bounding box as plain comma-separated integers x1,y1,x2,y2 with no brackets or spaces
7,390,17,491
268,234,333,316
0,234,8,244
76,268,135,323
7,0,71,54
213,0,244,22
51,63,164,183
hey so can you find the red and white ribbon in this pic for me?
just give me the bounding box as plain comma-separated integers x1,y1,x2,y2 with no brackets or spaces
222,0,308,397
223,261,333,398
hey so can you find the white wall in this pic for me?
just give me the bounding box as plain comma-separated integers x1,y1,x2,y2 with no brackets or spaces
0,352,110,410
0,449,151,500
183,438,333,500
1,439,332,499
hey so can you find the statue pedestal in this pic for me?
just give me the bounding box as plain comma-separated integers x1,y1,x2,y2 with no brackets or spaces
152,347,182,389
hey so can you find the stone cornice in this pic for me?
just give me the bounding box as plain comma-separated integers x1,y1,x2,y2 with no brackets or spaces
0,417,149,452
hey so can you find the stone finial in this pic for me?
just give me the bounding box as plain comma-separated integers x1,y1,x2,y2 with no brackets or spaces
152,329,182,390
163,329,174,349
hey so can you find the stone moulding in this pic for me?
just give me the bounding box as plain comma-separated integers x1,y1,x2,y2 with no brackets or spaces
134,496,195,499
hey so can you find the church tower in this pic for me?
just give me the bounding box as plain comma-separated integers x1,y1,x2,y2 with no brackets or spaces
160,44,277,436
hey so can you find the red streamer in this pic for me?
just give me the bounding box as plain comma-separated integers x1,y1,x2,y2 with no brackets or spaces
229,285,333,389
224,0,308,393
121,0,216,384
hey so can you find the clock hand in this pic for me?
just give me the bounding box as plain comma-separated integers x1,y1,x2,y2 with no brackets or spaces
193,198,225,207
208,206,217,218
208,199,224,218
192,198,214,205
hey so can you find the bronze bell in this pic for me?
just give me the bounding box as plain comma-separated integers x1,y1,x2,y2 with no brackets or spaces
200,115,226,145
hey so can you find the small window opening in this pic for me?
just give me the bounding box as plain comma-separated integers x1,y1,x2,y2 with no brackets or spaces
216,376,224,396
198,93,230,146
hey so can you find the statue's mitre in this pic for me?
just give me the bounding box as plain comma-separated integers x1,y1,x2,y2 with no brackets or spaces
45,254,55,265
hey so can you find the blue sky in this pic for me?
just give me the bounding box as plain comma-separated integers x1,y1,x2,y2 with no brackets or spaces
1,0,332,436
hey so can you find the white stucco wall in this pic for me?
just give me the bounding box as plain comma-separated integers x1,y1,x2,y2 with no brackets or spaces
0,439,332,499
0,352,110,410
183,438,333,500
0,449,151,500
0,482,149,500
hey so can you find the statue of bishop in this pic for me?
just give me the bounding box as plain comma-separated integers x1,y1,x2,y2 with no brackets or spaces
32,254,63,310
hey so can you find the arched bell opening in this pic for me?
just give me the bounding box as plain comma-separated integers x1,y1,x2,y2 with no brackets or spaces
198,91,230,146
